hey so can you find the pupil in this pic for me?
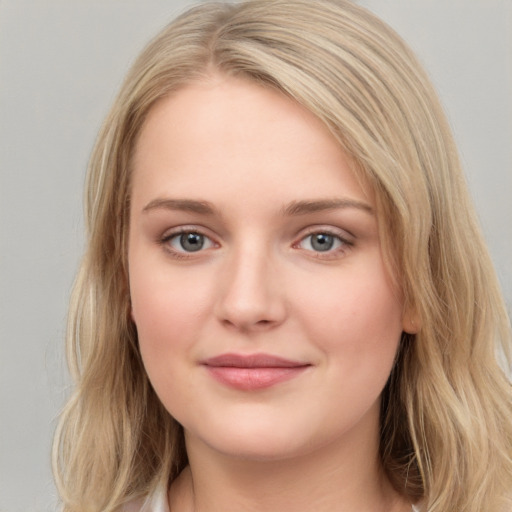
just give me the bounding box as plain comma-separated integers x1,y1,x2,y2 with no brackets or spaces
311,233,334,251
181,233,204,252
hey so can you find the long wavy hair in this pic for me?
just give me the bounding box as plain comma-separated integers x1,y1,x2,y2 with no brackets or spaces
53,1,512,511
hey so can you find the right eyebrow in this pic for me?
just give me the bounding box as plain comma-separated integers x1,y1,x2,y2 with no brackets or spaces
142,198,216,215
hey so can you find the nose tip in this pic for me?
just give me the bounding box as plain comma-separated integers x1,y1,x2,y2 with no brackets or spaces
219,299,283,332
215,255,286,332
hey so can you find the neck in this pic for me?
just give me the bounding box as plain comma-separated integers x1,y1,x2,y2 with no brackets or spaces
170,419,409,512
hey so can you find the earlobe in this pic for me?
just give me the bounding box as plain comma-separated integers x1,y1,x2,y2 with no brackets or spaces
402,308,421,334
128,298,136,324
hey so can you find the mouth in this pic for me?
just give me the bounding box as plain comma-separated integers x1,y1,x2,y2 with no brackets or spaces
201,353,311,391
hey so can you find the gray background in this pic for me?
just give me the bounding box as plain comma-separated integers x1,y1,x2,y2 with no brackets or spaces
0,1,510,511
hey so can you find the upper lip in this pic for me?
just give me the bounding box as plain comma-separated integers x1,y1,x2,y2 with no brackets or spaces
202,353,310,368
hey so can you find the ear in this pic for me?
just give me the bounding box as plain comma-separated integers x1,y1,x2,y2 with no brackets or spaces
128,297,136,324
402,307,421,334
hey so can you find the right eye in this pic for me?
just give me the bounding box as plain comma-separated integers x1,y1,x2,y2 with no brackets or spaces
163,230,215,254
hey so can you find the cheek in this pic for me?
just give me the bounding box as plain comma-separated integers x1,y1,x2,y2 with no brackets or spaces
129,262,212,415
295,260,403,370
129,257,209,366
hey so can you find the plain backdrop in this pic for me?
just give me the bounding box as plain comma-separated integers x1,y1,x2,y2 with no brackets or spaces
0,1,510,511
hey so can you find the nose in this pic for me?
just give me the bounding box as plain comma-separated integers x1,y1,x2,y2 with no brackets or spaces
215,246,286,332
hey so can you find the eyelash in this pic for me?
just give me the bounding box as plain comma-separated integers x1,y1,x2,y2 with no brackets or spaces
293,228,353,259
159,228,216,259
159,227,353,260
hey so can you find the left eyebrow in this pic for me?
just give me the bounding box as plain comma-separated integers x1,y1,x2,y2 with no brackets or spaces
282,198,374,216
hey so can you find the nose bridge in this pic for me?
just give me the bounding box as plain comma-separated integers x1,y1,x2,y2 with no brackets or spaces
216,237,285,330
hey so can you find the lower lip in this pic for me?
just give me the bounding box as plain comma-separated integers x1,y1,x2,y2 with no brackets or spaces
205,366,308,391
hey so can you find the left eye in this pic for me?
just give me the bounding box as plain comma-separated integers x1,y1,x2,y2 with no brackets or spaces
167,232,215,253
298,232,344,252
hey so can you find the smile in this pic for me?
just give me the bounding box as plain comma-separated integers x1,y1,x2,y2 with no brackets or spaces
202,353,311,391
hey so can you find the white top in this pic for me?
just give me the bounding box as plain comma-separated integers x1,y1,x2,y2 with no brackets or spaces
122,486,169,512
124,487,421,512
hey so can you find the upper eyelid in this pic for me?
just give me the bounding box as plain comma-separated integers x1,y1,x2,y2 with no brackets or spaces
296,225,354,241
159,229,217,258
293,226,354,253
161,225,216,239
158,224,355,247
159,225,353,239
295,232,350,248
159,226,218,252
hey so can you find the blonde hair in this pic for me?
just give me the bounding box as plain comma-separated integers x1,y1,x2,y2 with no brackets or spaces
53,1,512,511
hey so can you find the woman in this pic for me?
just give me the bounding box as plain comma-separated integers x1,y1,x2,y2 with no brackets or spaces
53,1,512,511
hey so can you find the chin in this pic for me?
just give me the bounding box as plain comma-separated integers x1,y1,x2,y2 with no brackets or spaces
185,417,314,462
186,416,346,465
210,439,312,463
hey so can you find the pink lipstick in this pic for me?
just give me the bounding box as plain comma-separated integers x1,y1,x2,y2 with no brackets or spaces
202,353,310,391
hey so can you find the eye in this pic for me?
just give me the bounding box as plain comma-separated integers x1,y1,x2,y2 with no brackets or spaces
164,230,215,253
297,232,348,253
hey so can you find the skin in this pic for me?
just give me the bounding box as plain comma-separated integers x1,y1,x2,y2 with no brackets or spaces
128,75,414,512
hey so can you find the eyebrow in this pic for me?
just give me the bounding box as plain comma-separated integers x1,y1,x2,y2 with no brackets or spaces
282,198,374,216
142,197,374,217
142,198,215,215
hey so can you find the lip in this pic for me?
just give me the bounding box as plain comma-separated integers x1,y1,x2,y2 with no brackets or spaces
201,353,311,391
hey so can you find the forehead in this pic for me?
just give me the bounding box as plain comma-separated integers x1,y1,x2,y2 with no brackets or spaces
130,75,374,213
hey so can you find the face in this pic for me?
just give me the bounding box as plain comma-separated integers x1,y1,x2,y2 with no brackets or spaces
129,75,410,462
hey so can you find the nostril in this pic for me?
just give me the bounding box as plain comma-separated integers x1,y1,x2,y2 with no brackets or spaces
220,316,277,332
